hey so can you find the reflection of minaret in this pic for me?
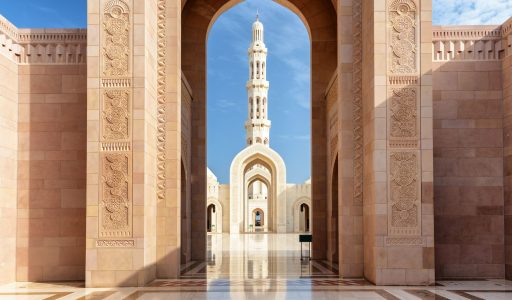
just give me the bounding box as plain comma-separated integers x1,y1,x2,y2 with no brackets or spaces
245,13,271,147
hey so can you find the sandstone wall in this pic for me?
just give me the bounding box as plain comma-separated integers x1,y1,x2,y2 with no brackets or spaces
0,51,18,284
503,20,512,280
17,64,87,281
433,59,505,278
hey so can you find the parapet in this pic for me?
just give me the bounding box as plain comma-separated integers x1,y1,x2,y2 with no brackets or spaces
432,17,512,61
0,15,86,64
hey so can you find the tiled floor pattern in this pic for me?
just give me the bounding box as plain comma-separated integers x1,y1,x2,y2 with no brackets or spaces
1,234,511,299
0,280,512,299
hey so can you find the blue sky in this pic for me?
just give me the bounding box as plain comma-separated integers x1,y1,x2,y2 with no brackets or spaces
207,0,310,183
0,1,510,183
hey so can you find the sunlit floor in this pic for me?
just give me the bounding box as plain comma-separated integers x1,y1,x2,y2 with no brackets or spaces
1,233,511,299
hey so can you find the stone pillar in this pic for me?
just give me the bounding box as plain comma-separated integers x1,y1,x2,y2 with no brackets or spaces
335,0,365,277
0,28,18,285
86,0,159,287
362,0,434,285
156,0,182,278
503,18,512,280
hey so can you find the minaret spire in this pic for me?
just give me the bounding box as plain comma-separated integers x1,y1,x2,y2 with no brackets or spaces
245,15,271,147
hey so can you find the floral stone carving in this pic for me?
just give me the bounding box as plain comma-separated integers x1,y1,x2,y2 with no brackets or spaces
389,151,419,235
103,0,130,76
389,0,417,74
101,153,131,236
103,90,129,140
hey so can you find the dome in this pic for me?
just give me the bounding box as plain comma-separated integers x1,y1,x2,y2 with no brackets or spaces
252,19,263,31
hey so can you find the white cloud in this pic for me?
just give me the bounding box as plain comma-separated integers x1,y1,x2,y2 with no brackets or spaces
433,0,512,25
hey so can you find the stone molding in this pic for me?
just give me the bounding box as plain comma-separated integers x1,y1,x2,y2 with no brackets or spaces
352,0,363,205
0,15,86,64
156,0,167,201
433,20,512,61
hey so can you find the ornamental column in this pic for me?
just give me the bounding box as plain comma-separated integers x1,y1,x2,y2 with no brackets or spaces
86,0,163,287
362,0,435,285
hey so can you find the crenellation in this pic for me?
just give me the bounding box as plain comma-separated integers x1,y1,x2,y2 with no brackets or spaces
432,24,512,61
0,16,86,64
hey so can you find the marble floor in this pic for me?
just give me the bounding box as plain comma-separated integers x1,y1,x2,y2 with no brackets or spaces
0,233,511,299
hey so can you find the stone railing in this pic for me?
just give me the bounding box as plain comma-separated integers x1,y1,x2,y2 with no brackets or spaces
0,15,86,64
432,19,512,61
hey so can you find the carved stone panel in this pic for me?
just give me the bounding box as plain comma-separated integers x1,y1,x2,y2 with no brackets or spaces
102,0,130,77
388,87,419,148
388,0,418,74
326,77,338,163
100,153,132,237
388,151,421,236
101,89,130,141
353,0,363,205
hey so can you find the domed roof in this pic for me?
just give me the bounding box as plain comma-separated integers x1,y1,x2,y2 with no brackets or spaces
252,12,263,31
252,19,263,31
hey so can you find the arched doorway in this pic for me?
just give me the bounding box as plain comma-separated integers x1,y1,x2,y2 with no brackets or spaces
293,197,312,233
207,204,216,232
329,156,339,263
182,0,337,260
230,146,286,233
252,208,264,231
207,198,223,233
181,160,191,264
300,204,310,232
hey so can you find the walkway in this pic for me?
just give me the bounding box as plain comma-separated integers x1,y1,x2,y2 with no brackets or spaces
0,234,511,299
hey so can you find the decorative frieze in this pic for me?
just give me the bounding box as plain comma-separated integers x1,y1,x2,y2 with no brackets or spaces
156,0,167,200
389,0,418,74
96,239,135,247
432,25,510,61
352,0,363,205
388,151,421,236
326,74,338,162
385,237,425,246
0,15,86,64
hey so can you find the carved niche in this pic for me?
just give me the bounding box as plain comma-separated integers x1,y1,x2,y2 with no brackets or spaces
389,151,420,236
103,0,130,77
100,153,131,237
102,90,130,141
389,0,418,74
389,87,418,148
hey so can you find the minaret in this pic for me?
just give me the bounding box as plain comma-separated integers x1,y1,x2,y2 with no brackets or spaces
245,13,271,147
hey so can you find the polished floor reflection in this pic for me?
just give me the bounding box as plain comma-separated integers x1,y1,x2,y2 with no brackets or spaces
1,234,511,299
182,233,338,279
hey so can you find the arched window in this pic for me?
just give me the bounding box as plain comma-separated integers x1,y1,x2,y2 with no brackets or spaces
256,61,260,79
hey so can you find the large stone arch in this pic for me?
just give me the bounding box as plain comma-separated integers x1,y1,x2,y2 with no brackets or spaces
230,144,287,233
182,0,337,259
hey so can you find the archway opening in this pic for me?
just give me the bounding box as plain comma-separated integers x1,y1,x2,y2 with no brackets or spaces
300,203,310,232
207,204,216,233
330,156,339,263
182,0,337,277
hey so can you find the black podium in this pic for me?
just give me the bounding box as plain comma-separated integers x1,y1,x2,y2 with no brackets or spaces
299,234,312,261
